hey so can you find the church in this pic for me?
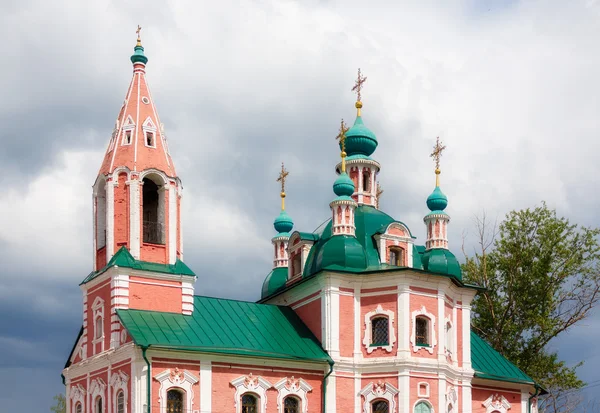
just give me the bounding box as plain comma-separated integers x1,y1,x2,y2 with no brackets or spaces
62,32,542,413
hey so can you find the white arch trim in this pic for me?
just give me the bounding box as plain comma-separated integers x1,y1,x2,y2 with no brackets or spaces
359,381,399,413
231,373,272,413
89,378,106,413
482,394,511,413
413,399,435,413
110,370,129,413
411,305,437,354
363,304,396,353
139,168,170,185
274,377,312,413
155,368,199,413
70,384,86,411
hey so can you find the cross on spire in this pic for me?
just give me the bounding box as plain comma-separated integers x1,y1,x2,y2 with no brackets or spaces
376,182,383,209
276,162,289,194
430,137,447,186
336,119,350,172
136,25,142,46
351,68,367,102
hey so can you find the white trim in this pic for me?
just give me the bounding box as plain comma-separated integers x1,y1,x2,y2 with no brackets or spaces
155,368,199,413
70,384,86,412
92,297,105,353
200,361,211,413
462,383,472,413
482,394,512,413
413,399,435,413
359,380,399,413
231,373,272,413
417,382,430,398
128,178,141,259
411,306,437,354
461,304,472,369
89,378,106,413
446,386,458,413
274,377,313,413
363,304,396,354
168,184,177,264
110,371,129,413
105,178,115,259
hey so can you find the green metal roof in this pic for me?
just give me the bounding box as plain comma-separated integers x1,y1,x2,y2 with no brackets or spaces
471,331,535,385
81,247,195,284
421,248,462,281
117,296,331,363
261,267,288,299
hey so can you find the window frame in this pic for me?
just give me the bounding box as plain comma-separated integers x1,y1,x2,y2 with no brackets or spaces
363,305,396,353
283,395,301,413
415,316,429,347
388,246,405,266
410,306,437,354
241,392,259,413
371,399,389,413
166,388,185,413
370,316,390,346
91,297,105,353
274,377,312,413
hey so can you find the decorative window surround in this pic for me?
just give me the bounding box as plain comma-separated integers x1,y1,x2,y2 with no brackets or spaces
143,117,157,148
121,116,135,146
363,305,396,353
274,376,312,413
287,234,314,282
70,384,86,412
359,381,399,413
411,306,436,354
373,223,414,268
482,394,511,413
92,297,105,353
110,371,129,413
417,382,430,398
89,378,106,413
231,373,272,413
155,368,199,413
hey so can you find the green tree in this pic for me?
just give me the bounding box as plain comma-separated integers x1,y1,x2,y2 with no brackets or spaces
51,394,66,413
462,203,600,411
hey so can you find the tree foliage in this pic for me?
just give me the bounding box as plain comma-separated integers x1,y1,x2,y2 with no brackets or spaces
462,202,600,401
51,394,66,413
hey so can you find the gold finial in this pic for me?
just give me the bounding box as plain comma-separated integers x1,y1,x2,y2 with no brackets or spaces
276,162,289,210
336,119,350,172
430,136,446,187
136,25,142,46
351,68,367,116
376,182,383,209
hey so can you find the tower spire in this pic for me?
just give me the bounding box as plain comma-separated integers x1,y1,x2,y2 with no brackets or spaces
424,137,450,250
331,120,357,236
272,163,293,268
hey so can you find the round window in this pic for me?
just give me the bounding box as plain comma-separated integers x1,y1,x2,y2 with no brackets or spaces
141,97,150,104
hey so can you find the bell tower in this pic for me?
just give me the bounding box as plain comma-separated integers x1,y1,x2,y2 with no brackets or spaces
93,27,182,271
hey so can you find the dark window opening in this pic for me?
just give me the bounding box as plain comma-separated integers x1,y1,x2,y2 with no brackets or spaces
416,317,429,346
284,396,300,413
143,178,164,244
167,389,183,413
372,400,389,413
95,397,103,413
371,317,389,346
146,132,154,147
124,130,132,145
363,171,370,192
241,393,257,413
389,247,405,266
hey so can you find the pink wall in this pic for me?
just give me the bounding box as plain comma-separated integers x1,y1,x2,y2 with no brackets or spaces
472,386,524,413
336,376,355,412
339,293,354,357
114,173,129,252
86,280,112,355
151,359,201,413
129,276,182,313
294,295,322,342
409,291,437,360
409,376,438,410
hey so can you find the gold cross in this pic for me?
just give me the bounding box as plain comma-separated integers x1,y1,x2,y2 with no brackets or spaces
376,182,383,209
351,68,367,102
430,136,446,171
136,25,142,46
276,162,289,194
335,119,350,153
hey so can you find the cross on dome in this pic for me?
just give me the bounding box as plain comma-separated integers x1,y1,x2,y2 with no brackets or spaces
351,68,367,103
430,136,446,186
336,119,350,172
136,25,142,46
276,162,289,210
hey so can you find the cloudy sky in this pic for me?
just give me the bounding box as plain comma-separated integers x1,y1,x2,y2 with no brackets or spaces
1,0,600,410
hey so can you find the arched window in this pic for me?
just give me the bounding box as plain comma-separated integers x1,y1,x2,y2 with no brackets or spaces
241,393,258,413
362,170,371,192
167,389,184,413
75,402,82,413
388,247,405,266
95,396,103,413
284,396,300,413
415,317,429,346
95,316,103,340
372,400,389,413
371,317,389,346
142,178,164,244
116,390,125,413
415,401,432,413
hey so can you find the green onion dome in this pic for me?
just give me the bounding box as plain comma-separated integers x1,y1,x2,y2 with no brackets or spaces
426,186,448,212
273,210,294,234
343,115,378,157
333,172,355,197
261,267,288,299
131,44,148,65
421,248,462,281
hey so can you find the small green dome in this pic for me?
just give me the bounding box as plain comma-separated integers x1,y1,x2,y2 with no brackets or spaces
421,248,462,281
274,210,294,233
426,186,448,211
333,172,355,197
131,45,148,65
343,116,378,156
314,235,368,272
261,267,288,299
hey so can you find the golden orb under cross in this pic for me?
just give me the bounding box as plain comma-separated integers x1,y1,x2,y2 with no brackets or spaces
276,163,289,210
136,25,142,46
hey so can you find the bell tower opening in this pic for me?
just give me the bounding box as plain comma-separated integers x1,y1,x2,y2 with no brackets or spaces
96,179,107,249
142,177,165,245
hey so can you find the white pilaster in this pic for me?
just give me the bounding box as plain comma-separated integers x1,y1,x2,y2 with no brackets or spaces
398,284,411,357
329,286,340,358
326,373,336,412
438,374,446,413
521,391,529,413
452,305,458,366
168,184,177,264
354,373,361,413
92,193,97,270
462,304,472,369
128,178,141,259
106,179,116,259
353,286,361,359
399,371,410,413
200,360,212,413
462,382,472,413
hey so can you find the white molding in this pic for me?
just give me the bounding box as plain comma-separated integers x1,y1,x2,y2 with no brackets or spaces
110,371,129,413
363,304,396,354
446,386,458,413
274,377,313,413
231,373,272,413
127,178,141,259
413,399,435,413
462,383,472,413
359,381,399,413
155,368,199,413
105,177,115,259
462,304,472,369
89,378,106,413
411,306,437,354
200,361,211,413
482,394,512,413
70,384,86,411
417,381,430,398
168,184,177,264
